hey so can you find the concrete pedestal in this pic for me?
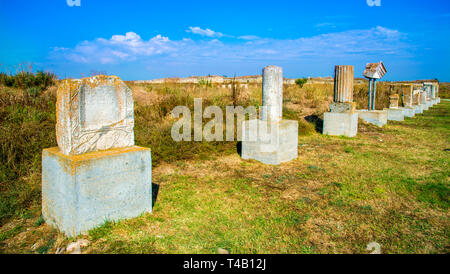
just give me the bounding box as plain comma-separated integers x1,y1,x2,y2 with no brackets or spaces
242,119,298,165
399,107,415,118
385,108,404,121
42,146,152,237
323,112,358,137
413,105,423,114
421,103,429,111
356,110,388,127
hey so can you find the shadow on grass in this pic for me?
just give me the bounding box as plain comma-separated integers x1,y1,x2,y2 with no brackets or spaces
304,115,323,133
236,141,242,157
152,183,160,208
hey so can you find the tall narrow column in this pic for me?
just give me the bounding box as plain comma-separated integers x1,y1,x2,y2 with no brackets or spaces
368,79,373,110
333,65,354,103
372,79,377,110
261,65,283,121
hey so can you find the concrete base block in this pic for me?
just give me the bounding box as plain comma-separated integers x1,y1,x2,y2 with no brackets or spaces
42,146,152,237
356,110,388,127
421,103,429,111
399,107,415,118
438,98,441,103
385,108,404,121
323,112,358,137
242,119,298,165
413,105,423,114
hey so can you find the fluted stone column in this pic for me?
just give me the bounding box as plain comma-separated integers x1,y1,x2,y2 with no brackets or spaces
333,65,354,103
323,65,358,137
261,65,283,121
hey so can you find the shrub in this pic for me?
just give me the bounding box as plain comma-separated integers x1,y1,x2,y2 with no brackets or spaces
295,78,308,88
0,70,56,91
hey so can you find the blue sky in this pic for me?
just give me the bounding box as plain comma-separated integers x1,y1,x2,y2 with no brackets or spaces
0,0,449,81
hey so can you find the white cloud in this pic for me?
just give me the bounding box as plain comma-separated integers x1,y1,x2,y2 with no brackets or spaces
186,26,224,37
238,35,260,40
48,26,410,78
315,22,336,29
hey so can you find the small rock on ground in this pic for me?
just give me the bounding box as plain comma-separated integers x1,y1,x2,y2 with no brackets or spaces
218,248,229,254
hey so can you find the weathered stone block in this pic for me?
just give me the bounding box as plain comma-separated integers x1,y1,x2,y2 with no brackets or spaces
242,120,298,165
385,108,404,121
399,107,415,118
413,105,423,114
56,75,134,155
323,112,358,137
356,110,388,127
329,102,356,113
42,146,152,237
389,94,399,109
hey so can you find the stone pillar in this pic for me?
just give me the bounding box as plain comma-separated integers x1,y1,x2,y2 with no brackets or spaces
323,65,358,137
333,65,354,103
403,85,413,107
389,94,399,109
241,65,298,165
413,91,421,105
261,65,283,121
420,91,427,104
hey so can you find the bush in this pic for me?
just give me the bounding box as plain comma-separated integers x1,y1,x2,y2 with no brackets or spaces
295,78,308,88
0,70,56,91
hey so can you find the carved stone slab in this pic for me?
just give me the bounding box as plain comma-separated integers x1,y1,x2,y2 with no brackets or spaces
56,75,134,155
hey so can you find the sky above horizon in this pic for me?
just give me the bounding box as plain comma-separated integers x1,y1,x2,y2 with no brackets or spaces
0,0,449,81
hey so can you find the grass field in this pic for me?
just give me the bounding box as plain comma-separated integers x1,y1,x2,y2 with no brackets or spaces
0,81,448,254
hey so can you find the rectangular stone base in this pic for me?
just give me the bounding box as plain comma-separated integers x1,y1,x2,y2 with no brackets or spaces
356,110,388,127
42,146,152,237
413,105,423,114
323,112,358,137
421,103,429,111
399,107,415,118
242,119,298,165
385,108,404,121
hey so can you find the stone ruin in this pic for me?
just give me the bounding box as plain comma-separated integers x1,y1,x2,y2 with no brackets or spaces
420,88,430,111
357,62,388,127
56,76,134,155
322,65,358,137
412,89,424,114
399,84,416,118
241,66,298,165
42,75,152,237
389,94,399,108
384,94,404,121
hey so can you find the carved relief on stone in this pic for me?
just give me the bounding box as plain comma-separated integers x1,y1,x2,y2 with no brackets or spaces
56,75,134,155
389,94,399,109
